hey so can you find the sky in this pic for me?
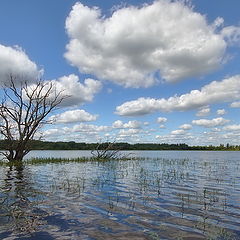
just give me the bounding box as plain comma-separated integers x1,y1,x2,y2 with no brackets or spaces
0,0,240,145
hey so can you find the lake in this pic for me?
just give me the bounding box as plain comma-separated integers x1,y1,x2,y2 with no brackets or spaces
0,150,240,239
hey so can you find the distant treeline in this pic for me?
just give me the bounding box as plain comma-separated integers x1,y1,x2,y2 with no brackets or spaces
0,140,239,151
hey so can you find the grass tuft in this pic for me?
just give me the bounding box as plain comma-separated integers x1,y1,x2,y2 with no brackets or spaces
0,155,134,166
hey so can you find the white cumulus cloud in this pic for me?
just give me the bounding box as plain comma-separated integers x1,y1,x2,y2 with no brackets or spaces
71,123,110,134
196,107,210,117
119,128,141,136
223,124,240,131
49,109,98,123
179,124,192,130
42,123,111,142
112,120,141,129
192,117,229,128
156,133,193,143
221,26,240,46
157,117,167,123
230,101,240,108
50,74,102,107
217,109,226,115
65,0,229,87
0,44,40,84
115,75,240,116
171,129,186,135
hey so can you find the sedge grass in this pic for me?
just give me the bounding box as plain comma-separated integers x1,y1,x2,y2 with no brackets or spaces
0,155,135,166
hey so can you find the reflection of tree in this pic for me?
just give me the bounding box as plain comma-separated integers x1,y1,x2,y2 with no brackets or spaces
0,163,47,235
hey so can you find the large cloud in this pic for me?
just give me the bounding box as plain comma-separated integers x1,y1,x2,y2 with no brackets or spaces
115,75,240,116
0,44,40,83
65,0,228,87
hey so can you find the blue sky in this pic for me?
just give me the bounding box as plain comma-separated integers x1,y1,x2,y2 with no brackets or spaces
0,0,240,145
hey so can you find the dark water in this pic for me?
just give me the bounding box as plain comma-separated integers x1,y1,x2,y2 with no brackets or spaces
0,151,240,239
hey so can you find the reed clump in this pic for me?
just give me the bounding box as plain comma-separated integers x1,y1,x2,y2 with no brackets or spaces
0,155,135,166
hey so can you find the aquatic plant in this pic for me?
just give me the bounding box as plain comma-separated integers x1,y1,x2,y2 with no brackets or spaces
91,141,133,160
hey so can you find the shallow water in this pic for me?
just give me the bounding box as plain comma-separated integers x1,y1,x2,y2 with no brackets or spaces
0,151,240,239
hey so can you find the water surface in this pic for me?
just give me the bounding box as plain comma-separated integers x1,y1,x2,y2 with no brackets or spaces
0,151,240,239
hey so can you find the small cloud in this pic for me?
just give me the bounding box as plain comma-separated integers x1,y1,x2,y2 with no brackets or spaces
171,129,186,135
221,26,240,46
230,101,240,108
211,128,221,132
50,74,102,107
217,109,226,115
49,109,98,123
72,123,110,133
223,124,240,131
157,117,167,123
112,120,141,129
196,107,210,117
192,117,230,128
179,124,192,130
119,128,141,137
156,133,193,143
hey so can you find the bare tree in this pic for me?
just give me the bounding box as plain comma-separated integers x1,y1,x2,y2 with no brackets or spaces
91,141,132,160
0,75,67,162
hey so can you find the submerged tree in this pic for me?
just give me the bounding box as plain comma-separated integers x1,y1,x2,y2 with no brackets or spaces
0,76,67,162
91,141,132,160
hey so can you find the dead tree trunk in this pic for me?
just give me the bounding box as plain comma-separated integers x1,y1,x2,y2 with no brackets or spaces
0,75,67,162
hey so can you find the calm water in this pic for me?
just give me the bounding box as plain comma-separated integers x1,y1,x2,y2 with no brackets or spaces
0,151,240,239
